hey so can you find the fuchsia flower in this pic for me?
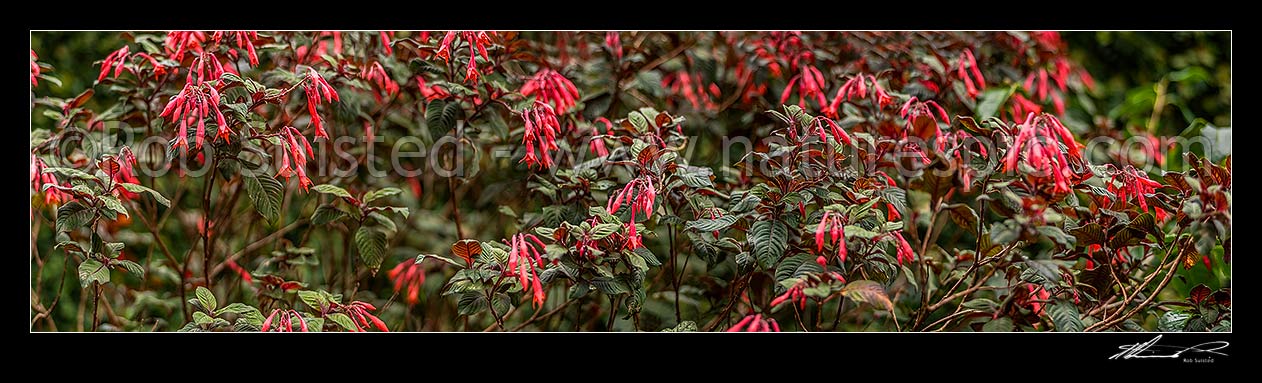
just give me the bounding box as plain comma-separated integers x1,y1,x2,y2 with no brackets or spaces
388,260,426,306
780,56,827,109
1001,113,1082,194
133,53,169,79
379,31,394,55
770,271,846,310
160,82,229,149
806,115,852,146
212,31,259,67
97,46,131,82
726,314,781,332
814,211,848,264
607,175,656,250
434,31,495,85
1023,283,1052,316
956,49,986,98
275,126,315,191
360,61,398,102
900,97,950,141
1010,93,1043,119
261,309,310,332
30,50,39,86
937,130,987,191
605,31,622,61
304,67,340,140
589,117,611,157
186,49,224,85
1104,164,1165,215
519,102,561,169
506,233,549,308
891,231,916,265
415,77,451,101
826,74,896,117
338,300,390,332
876,171,903,221
520,68,580,112
164,31,206,62
30,155,69,205
662,71,719,111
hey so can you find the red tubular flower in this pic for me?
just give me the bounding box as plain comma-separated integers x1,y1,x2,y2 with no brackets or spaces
814,211,848,264
380,31,394,55
30,49,40,85
726,314,781,332
212,31,259,67
770,284,807,310
341,301,389,332
304,67,340,140
165,31,206,62
1105,164,1164,214
1001,113,1082,194
31,155,69,205
133,53,168,79
519,102,561,169
955,49,986,99
606,31,622,61
607,175,657,250
827,74,896,116
1010,93,1043,119
275,126,315,191
589,117,611,157
389,261,426,306
415,77,450,101
1024,284,1051,316
160,82,229,149
186,49,223,85
891,231,916,265
662,71,719,112
225,259,253,283
360,61,398,103
780,59,827,109
506,233,549,308
521,68,580,112
261,309,310,332
434,31,495,85
900,97,949,143
97,46,131,82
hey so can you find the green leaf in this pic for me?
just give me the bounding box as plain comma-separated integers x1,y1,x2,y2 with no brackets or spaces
327,313,359,331
119,183,170,207
415,253,464,268
363,187,403,203
1048,299,1084,332
355,226,387,270
243,173,283,224
195,286,218,312
310,205,348,225
749,220,789,269
990,220,1021,245
456,291,488,316
193,311,214,326
661,321,698,332
589,223,621,240
982,317,1015,332
840,280,895,316
56,201,95,233
975,85,1015,120
298,290,329,311
215,303,258,316
77,259,110,288
312,184,353,199
591,276,630,295
43,167,96,180
1036,226,1076,248
99,195,129,218
942,203,979,233
116,260,144,278
685,215,739,233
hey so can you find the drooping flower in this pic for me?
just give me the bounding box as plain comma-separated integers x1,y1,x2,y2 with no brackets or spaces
415,76,451,101
388,260,426,306
519,102,561,169
662,71,719,112
212,31,259,67
304,67,340,140
520,68,580,112
899,97,950,143
814,210,848,264
1105,164,1164,214
956,48,986,98
133,53,169,79
97,45,131,82
1023,283,1052,316
164,31,206,62
275,126,315,191
891,231,916,265
589,117,611,157
506,233,549,308
30,155,69,205
160,82,229,149
826,74,897,118
186,49,224,85
379,31,394,55
338,300,389,332
1010,93,1043,119
780,56,827,109
261,309,310,332
360,61,398,102
434,31,495,85
607,175,656,250
725,314,781,332
1001,113,1083,194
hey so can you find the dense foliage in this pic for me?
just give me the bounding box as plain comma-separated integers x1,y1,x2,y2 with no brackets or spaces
30,31,1230,332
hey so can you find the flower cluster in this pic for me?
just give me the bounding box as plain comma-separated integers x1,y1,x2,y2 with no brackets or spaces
360,61,398,102
212,31,259,67
186,50,224,85
519,102,561,169
506,233,548,308
415,77,450,101
164,31,206,62
30,156,68,205
780,56,827,109
605,31,622,61
337,301,390,332
97,46,130,82
1001,113,1082,194
160,82,228,149
1105,164,1164,215
380,31,394,55
814,210,848,264
900,97,949,142
607,175,656,250
956,49,986,98
588,117,611,157
30,50,40,86
662,71,719,111
827,74,895,117
890,231,917,265
435,31,495,84
520,68,580,112
770,271,847,309
726,314,781,332
1021,283,1052,316
261,309,310,332
276,126,315,190
937,130,988,191
304,67,340,139
388,260,426,306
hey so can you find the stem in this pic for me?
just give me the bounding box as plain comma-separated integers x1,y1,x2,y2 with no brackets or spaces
200,159,219,290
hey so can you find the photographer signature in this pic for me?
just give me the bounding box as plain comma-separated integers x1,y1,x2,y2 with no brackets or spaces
1109,335,1229,360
